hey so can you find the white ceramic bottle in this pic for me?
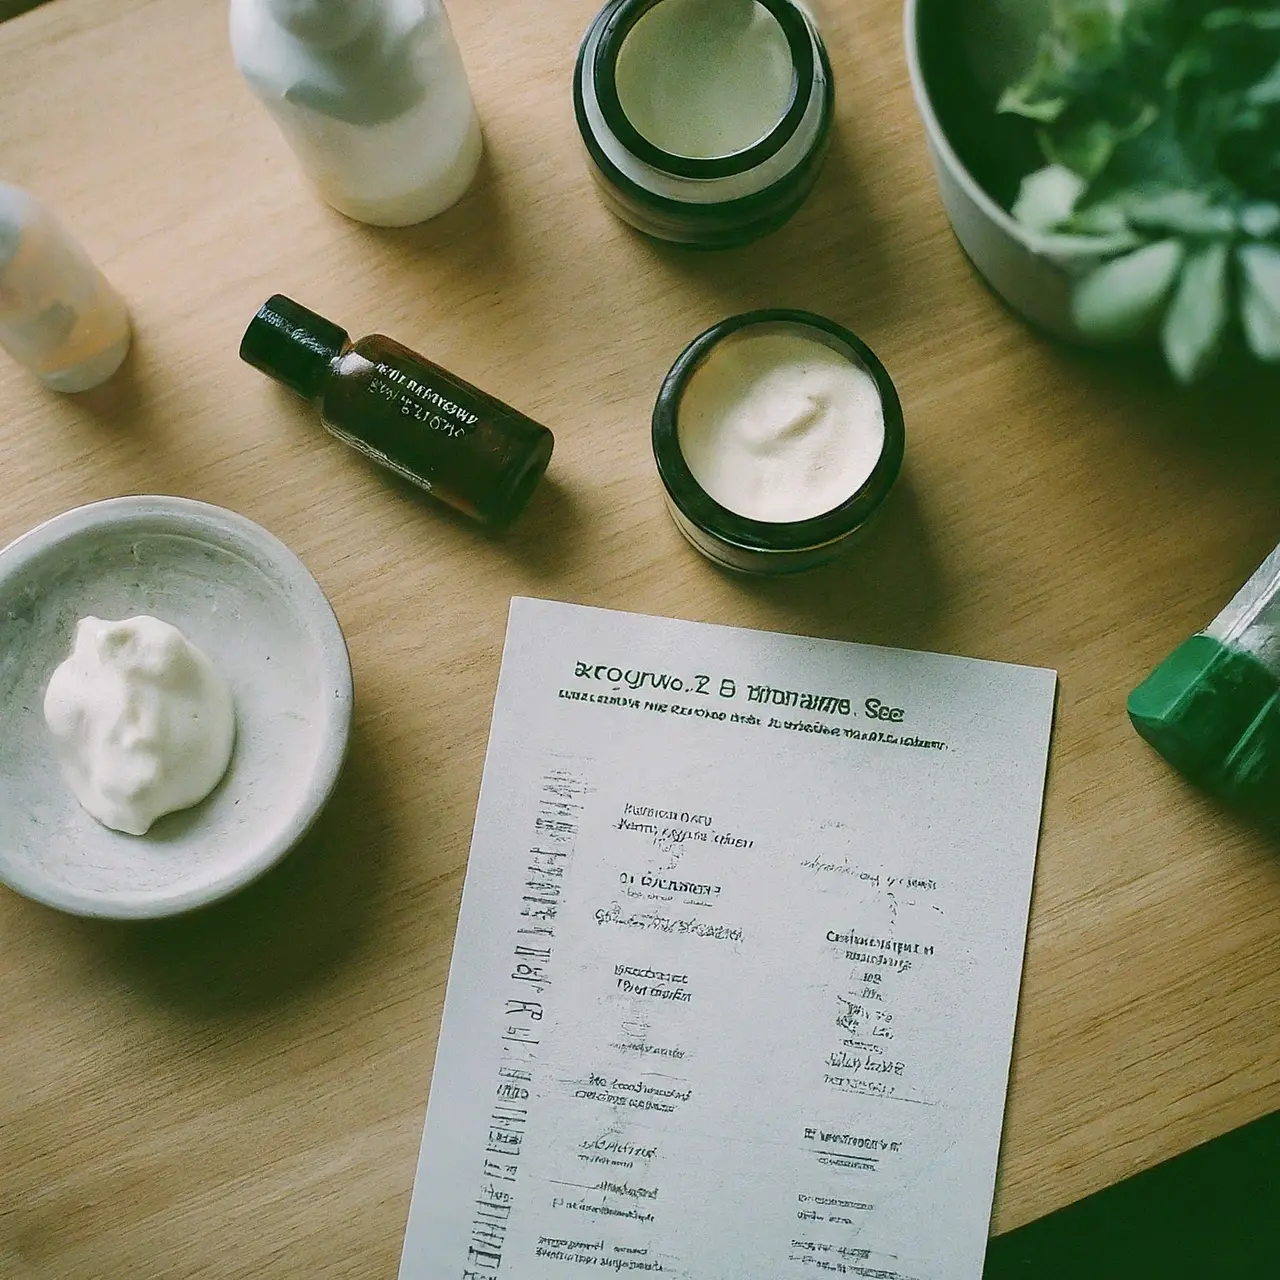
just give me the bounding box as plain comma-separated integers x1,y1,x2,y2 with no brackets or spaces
0,183,131,393
230,0,483,227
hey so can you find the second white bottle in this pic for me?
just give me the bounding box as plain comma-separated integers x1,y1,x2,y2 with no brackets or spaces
230,0,483,227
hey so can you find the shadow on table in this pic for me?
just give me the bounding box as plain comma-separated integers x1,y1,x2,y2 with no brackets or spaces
729,474,950,654
1041,339,1280,470
497,475,585,579
638,122,898,326
984,1109,1280,1279
365,462,583,581
67,714,392,1014
58,339,148,431
344,144,519,303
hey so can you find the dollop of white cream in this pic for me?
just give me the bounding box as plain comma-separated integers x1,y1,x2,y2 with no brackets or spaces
43,616,236,836
677,326,886,523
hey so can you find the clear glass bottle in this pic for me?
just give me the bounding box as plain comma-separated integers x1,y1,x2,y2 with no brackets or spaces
239,295,554,527
0,183,131,393
230,0,483,227
1129,540,1280,807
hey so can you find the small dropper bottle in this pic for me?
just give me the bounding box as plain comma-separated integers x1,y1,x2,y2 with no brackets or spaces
0,183,131,392
240,295,554,527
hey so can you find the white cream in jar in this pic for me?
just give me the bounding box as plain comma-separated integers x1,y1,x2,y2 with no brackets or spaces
613,0,795,160
44,615,236,836
652,312,905,574
676,326,886,523
573,0,833,248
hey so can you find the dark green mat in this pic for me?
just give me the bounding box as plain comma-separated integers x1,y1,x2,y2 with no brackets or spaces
985,1109,1280,1278
1,1,47,20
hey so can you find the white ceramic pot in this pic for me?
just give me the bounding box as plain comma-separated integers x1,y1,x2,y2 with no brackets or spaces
903,0,1088,342
0,497,354,919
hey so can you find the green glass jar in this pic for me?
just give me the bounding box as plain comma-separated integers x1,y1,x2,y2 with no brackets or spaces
573,0,834,248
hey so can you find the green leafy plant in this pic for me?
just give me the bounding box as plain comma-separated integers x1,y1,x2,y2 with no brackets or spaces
999,0,1280,380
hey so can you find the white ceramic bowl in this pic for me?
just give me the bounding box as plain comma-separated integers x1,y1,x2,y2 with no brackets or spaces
0,496,354,919
904,0,1089,342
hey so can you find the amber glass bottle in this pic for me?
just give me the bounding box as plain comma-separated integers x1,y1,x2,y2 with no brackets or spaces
240,295,553,526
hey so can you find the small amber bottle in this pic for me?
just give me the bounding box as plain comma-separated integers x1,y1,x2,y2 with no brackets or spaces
240,295,554,526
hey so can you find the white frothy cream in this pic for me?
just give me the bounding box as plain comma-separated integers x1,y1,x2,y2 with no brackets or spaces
677,326,885,523
614,0,795,160
44,616,236,836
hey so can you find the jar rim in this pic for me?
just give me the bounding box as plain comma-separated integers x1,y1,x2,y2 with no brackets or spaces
652,310,906,555
591,0,815,181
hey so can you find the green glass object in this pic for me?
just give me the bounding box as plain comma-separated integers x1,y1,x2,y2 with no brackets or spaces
1128,542,1280,809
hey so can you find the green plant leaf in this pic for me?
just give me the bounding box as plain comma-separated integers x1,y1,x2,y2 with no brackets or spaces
1053,0,1128,58
1166,43,1211,92
1072,239,1186,341
1204,8,1280,31
1241,202,1280,237
1042,118,1122,178
963,0,1057,101
994,4,1125,126
996,30,1077,122
1026,231,1146,271
1162,242,1230,383
1246,58,1280,106
1230,104,1268,133
1239,243,1280,360
994,0,1280,377
1100,116,1200,190
997,76,1070,124
1068,197,1134,234
1124,188,1237,235
1012,164,1088,229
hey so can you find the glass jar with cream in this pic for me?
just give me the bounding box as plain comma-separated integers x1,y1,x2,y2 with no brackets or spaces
574,0,834,248
652,311,904,574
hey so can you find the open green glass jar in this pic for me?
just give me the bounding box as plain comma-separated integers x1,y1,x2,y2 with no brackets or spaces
573,0,834,248
652,310,905,575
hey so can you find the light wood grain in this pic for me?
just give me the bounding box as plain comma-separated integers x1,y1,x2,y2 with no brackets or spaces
1,0,1278,1274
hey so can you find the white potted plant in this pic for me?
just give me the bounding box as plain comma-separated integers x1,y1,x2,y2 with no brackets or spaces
905,0,1280,382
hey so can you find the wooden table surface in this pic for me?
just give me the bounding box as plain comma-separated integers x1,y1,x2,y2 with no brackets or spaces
2,0,1278,1274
